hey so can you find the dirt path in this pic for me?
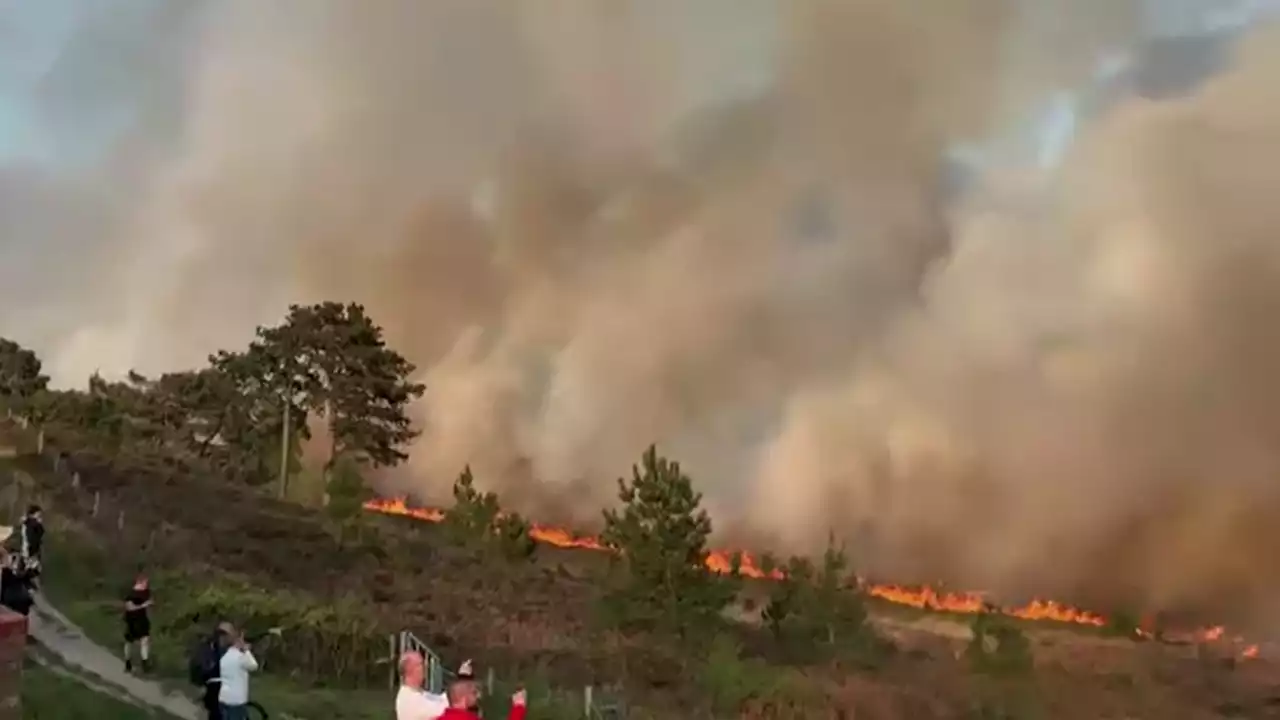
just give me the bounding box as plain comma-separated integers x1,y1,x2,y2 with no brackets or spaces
28,594,201,719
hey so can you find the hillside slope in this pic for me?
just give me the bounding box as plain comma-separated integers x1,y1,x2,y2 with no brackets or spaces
7,424,1280,718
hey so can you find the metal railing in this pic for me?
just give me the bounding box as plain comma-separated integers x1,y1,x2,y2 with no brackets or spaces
395,630,448,694
389,630,626,717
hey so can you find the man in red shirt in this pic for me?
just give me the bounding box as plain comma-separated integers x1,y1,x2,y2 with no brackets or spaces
438,676,525,720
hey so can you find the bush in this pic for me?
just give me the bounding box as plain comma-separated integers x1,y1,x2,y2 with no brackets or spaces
1100,607,1141,635
761,539,890,668
158,573,388,686
698,634,777,715
965,611,1032,677
964,610,1039,719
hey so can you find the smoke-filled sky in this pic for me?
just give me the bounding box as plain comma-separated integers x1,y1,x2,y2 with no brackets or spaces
5,0,1280,624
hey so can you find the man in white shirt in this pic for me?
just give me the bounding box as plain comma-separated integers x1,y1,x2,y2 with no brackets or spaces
395,651,449,720
218,630,259,720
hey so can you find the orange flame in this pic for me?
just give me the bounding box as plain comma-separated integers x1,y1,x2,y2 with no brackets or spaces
363,496,1259,657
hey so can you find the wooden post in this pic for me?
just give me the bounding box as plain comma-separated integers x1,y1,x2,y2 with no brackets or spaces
389,634,398,690
71,472,79,489
117,510,125,531
278,396,291,500
584,685,593,718
92,492,100,517
486,667,494,694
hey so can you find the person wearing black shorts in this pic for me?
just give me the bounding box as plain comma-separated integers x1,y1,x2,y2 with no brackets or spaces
123,573,153,673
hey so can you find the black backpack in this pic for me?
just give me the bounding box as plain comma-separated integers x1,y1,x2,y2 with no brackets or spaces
187,637,220,686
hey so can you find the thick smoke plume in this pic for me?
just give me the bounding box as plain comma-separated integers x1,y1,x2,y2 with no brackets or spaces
6,0,1280,625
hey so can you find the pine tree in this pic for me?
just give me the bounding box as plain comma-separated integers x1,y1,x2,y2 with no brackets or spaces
325,453,371,523
443,466,501,545
492,512,536,561
0,337,48,416
762,537,875,664
441,466,536,561
598,445,740,642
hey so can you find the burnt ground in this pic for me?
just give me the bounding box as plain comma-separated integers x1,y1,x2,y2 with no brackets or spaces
9,432,1280,718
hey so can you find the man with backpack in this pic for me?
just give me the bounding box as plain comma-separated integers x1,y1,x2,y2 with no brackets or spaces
190,621,235,720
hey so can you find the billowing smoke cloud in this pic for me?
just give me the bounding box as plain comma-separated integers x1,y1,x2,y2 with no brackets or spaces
7,0,1280,625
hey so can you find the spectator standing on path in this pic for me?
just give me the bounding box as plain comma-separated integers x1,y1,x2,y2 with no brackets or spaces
439,677,526,720
190,621,235,720
123,572,153,672
20,505,43,582
218,627,259,720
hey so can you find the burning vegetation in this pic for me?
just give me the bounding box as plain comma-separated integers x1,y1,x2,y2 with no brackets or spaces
363,476,1261,662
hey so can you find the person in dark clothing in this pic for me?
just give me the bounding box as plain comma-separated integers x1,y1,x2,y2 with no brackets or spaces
123,573,153,672
20,506,43,589
21,505,43,564
0,553,34,618
191,621,235,720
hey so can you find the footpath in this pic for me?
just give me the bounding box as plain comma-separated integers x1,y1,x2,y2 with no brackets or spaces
27,594,200,719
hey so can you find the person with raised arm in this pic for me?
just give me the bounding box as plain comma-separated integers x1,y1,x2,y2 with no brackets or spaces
439,673,526,720
218,628,259,720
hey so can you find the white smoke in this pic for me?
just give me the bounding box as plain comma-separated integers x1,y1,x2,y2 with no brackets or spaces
5,0,1280,624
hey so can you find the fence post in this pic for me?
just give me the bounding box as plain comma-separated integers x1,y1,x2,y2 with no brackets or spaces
584,685,593,718
92,492,100,517
71,472,79,489
388,634,397,690
117,510,125,531
428,653,441,695
486,667,494,694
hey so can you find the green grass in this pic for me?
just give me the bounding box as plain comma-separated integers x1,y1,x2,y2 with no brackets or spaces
35,531,607,720
22,660,172,720
37,531,392,720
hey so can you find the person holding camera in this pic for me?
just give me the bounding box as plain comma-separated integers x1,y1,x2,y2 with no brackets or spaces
218,628,259,720
189,621,235,720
